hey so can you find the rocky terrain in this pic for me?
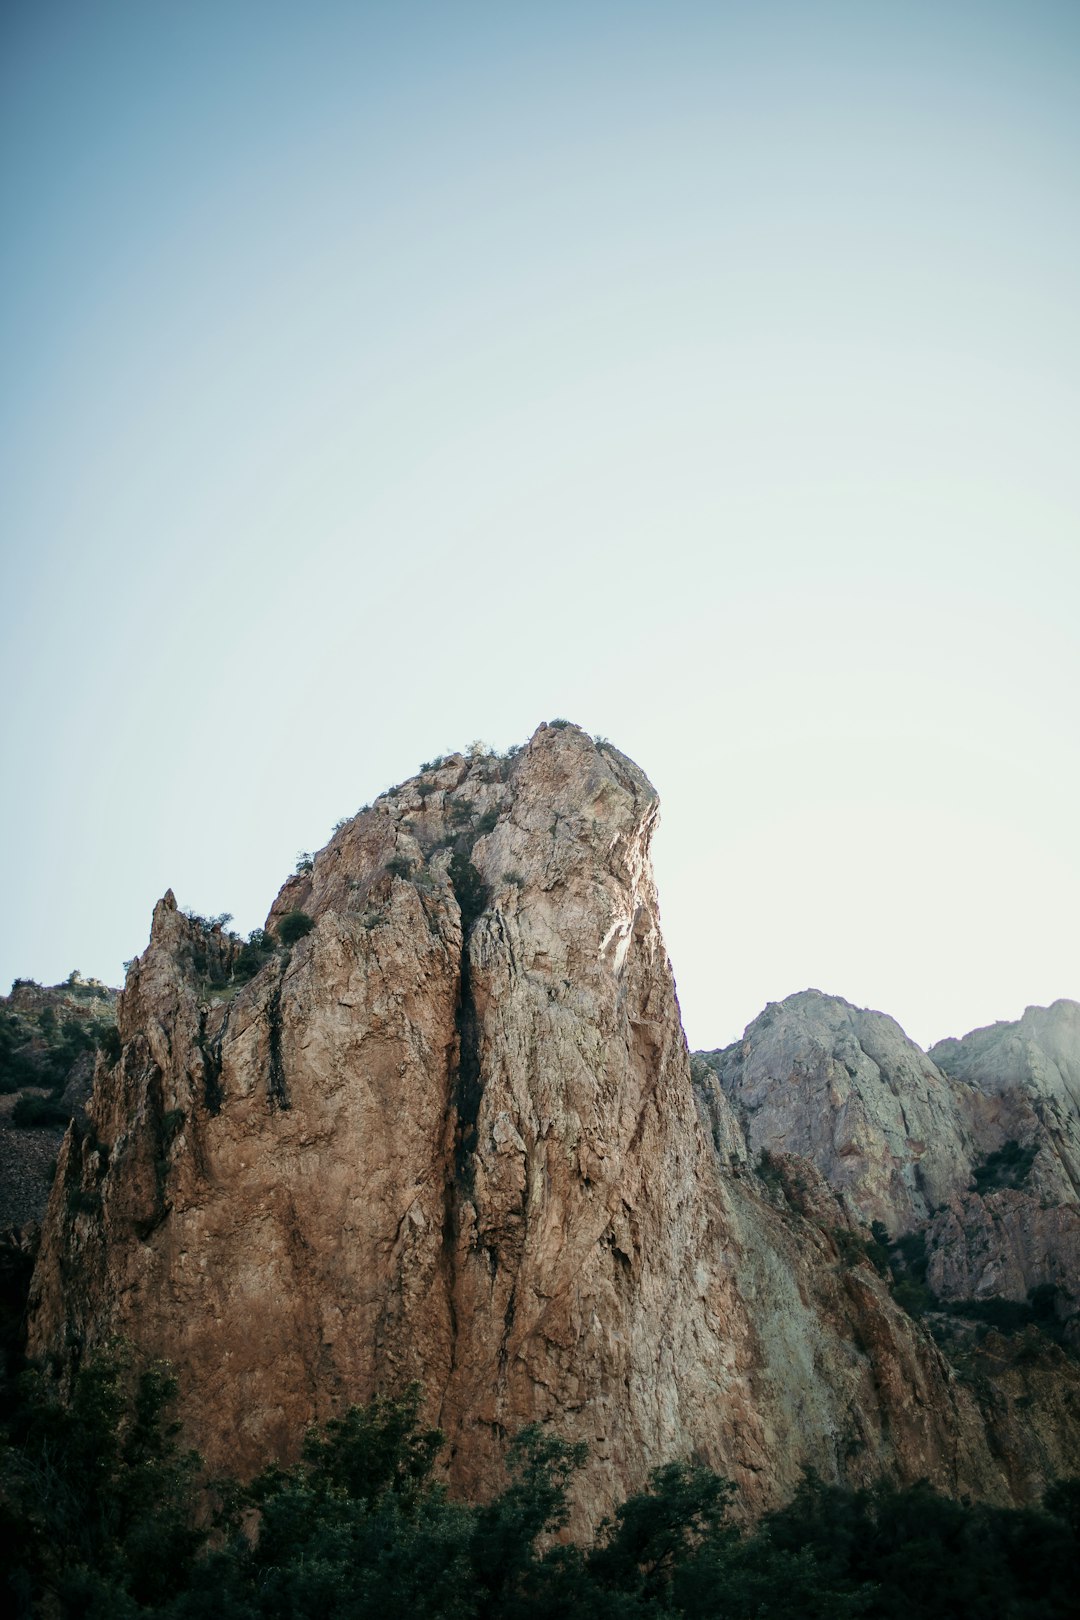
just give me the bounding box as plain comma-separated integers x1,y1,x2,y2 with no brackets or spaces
20,724,1080,1528
696,991,1080,1330
0,974,116,1230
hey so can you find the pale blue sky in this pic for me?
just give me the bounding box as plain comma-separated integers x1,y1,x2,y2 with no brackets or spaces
2,0,1078,1049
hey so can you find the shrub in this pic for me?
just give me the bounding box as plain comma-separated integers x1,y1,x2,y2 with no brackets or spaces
0,1348,209,1609
833,1227,889,1275
972,1140,1037,1194
11,1094,71,1129
233,928,276,981
182,910,233,934
66,976,112,1000
278,910,315,945
97,1024,123,1064
448,851,488,932
1,1366,1076,1620
892,1278,936,1318
385,855,414,880
889,1228,930,1283
294,852,315,876
755,1150,785,1195
950,1292,1057,1335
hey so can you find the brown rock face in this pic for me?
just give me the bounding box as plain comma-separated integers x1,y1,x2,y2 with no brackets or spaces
25,726,1071,1523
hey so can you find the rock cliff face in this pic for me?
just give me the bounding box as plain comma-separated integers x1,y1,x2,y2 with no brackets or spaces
697,989,1080,1503
926,1003,1080,1312
26,727,1079,1524
0,976,116,1232
698,992,1080,1319
694,991,977,1234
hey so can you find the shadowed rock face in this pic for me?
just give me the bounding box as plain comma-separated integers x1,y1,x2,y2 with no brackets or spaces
25,727,1076,1525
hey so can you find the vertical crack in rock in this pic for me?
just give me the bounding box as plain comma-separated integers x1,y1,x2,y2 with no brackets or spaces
197,1006,228,1114
453,943,482,1186
448,848,488,1188
130,1060,174,1240
439,844,491,1425
266,975,290,1111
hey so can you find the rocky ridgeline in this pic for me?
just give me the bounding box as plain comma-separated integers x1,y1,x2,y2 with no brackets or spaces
23,725,1080,1529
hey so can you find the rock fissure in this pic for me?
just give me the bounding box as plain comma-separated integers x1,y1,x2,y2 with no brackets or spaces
197,1007,227,1114
266,974,290,1111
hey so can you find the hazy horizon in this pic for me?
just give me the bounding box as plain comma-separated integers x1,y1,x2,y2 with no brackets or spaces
2,1,1077,1051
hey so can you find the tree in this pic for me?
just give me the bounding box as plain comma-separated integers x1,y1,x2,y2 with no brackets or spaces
0,1347,207,1614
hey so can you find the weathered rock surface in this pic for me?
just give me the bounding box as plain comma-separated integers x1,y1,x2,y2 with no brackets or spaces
696,992,977,1234
0,976,116,1231
699,992,1080,1305
926,1003,1080,1316
698,989,1080,1490
931,1001,1080,1203
25,728,1078,1525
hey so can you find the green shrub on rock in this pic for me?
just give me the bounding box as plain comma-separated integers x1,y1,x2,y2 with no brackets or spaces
277,911,315,946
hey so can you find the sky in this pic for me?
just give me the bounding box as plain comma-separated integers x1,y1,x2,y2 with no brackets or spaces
1,0,1078,1052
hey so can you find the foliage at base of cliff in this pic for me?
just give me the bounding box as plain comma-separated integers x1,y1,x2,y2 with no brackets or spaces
0,975,117,1110
1,1354,1076,1620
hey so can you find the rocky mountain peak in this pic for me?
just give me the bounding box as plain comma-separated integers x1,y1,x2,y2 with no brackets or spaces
22,728,1080,1526
696,988,976,1234
932,999,1080,1122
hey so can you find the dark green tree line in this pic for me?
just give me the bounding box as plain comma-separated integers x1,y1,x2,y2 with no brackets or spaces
1,1353,1076,1619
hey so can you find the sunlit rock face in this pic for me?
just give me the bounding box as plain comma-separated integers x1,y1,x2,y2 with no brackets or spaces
25,726,1075,1525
